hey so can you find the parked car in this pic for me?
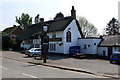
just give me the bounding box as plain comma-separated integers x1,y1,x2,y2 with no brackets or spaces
109,52,120,64
25,48,42,57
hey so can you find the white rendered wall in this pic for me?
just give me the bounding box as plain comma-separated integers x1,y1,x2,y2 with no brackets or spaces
63,20,82,54
48,31,64,38
98,47,120,56
98,47,108,56
47,20,82,54
79,39,101,54
113,47,120,53
47,31,64,53
21,43,31,50
33,39,41,44
21,20,82,54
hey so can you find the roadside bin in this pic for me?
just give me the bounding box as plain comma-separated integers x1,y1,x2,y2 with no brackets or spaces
69,46,80,57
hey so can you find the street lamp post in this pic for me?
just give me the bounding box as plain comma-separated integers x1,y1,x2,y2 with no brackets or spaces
41,24,49,63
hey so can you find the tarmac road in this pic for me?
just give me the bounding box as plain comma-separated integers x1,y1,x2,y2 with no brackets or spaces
1,53,106,78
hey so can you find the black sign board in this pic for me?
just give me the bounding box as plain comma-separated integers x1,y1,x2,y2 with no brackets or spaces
49,38,62,42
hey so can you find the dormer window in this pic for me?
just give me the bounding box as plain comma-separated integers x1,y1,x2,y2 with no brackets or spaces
66,31,71,42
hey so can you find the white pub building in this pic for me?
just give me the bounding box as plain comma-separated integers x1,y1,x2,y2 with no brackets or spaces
20,6,120,58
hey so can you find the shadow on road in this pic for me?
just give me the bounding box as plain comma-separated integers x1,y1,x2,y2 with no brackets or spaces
21,52,110,61
73,54,110,60
5,51,110,61
47,53,71,60
23,56,33,58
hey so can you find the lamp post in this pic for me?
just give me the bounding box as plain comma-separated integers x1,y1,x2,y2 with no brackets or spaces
41,24,49,63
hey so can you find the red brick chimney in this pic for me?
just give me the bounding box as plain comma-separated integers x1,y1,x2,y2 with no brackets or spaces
40,18,44,22
71,6,76,19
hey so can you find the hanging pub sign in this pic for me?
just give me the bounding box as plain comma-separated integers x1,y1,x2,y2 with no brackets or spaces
42,24,49,33
49,38,62,42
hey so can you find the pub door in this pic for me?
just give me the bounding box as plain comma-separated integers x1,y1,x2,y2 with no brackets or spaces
108,47,112,58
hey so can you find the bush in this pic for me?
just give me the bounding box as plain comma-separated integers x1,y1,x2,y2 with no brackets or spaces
2,35,10,50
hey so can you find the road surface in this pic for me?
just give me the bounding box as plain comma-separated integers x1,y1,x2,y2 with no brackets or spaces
2,56,106,78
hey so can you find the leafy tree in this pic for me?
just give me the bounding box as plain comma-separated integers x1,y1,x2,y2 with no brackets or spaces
9,36,17,50
1,32,22,50
78,17,98,37
16,13,32,30
106,18,119,35
2,32,10,50
1,32,7,36
34,14,40,24
54,12,64,19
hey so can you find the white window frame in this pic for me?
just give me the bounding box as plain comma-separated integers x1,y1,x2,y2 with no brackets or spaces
50,44,56,51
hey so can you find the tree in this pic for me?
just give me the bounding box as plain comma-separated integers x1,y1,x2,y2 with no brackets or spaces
2,32,10,50
54,12,64,19
106,18,119,35
34,14,40,24
9,35,18,50
16,13,32,30
78,17,98,37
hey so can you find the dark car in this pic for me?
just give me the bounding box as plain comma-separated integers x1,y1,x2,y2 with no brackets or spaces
109,52,120,64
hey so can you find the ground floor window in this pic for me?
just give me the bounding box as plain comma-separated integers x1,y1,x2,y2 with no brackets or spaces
50,44,56,51
119,47,120,52
114,47,120,52
84,45,87,49
35,44,39,48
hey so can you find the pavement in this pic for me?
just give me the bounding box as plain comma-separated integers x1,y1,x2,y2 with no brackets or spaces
2,51,120,79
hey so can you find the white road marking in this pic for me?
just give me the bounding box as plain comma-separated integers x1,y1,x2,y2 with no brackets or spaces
0,66,7,69
22,73,38,78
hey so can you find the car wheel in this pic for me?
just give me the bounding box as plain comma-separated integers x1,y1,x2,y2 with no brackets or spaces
110,60,113,63
32,54,34,57
28,55,31,57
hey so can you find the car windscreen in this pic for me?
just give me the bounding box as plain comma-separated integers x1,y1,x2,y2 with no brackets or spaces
113,54,120,57
35,49,41,51
118,54,120,57
29,48,34,51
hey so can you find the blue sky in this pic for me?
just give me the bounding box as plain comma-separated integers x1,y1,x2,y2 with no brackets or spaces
0,0,119,34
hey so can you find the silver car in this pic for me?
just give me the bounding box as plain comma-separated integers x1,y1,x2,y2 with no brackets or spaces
25,48,42,57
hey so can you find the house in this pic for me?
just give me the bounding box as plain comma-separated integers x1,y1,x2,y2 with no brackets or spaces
19,6,120,57
2,25,23,38
78,35,120,57
98,35,120,57
78,37,102,55
19,6,84,53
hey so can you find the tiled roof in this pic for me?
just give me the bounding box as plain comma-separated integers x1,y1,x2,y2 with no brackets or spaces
2,26,23,36
3,26,17,34
99,35,120,47
19,16,84,40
